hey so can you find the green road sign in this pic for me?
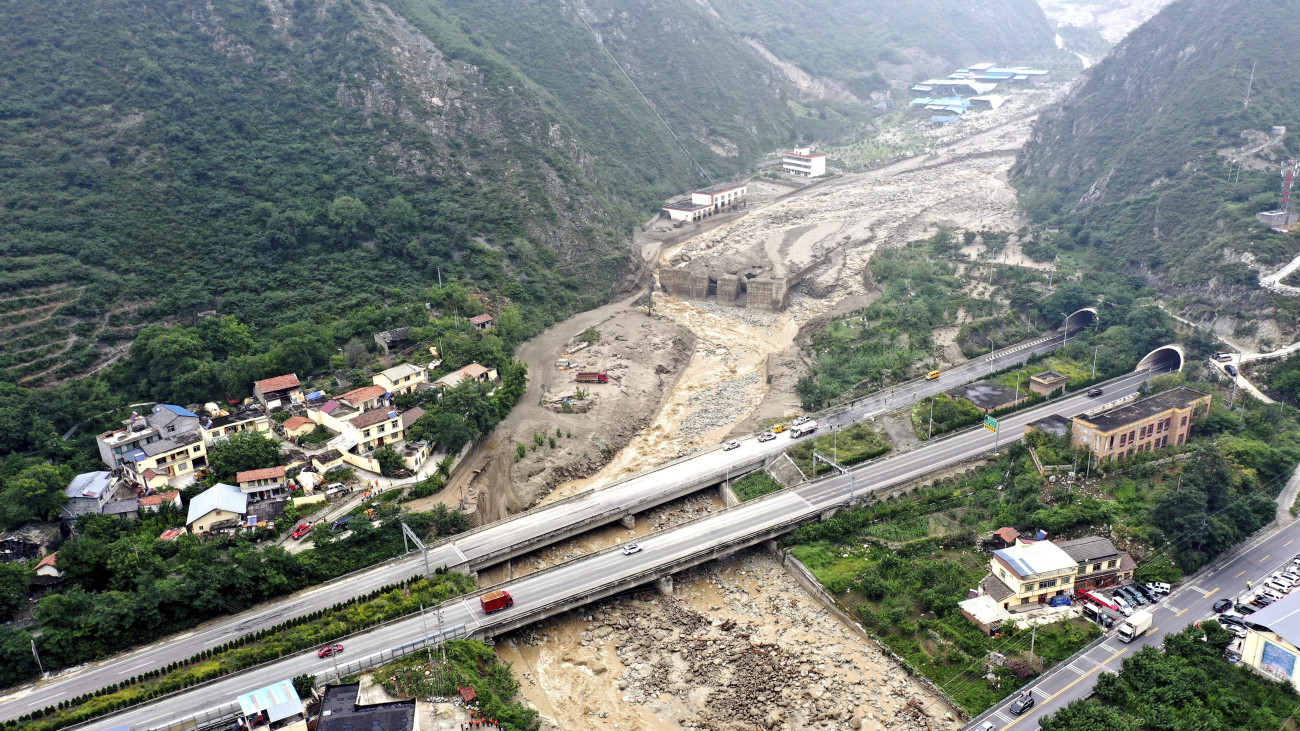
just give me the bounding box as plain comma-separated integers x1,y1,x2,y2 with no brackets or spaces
984,415,999,432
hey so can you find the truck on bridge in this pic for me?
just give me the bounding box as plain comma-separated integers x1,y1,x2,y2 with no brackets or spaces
480,590,514,614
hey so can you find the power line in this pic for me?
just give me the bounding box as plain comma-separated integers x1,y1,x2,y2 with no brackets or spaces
574,11,712,183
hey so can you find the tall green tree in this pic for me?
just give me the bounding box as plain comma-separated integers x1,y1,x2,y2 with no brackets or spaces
206,431,281,482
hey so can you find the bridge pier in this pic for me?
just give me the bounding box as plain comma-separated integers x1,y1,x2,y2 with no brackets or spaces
718,481,740,507
620,514,636,529
819,507,838,522
655,574,674,596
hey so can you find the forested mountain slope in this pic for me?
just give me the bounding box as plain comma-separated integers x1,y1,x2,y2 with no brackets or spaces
0,0,1065,385
1013,0,1300,332
0,0,795,384
705,0,1059,96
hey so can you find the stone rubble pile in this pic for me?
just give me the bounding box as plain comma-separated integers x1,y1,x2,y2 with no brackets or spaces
516,552,958,731
677,372,762,441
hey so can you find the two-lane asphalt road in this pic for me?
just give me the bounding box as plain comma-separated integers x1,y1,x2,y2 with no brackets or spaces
0,328,1085,720
53,368,1157,731
968,504,1300,730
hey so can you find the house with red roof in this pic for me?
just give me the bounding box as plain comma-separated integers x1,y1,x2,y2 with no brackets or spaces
236,465,288,502
34,552,61,579
282,416,316,439
139,490,182,513
253,374,302,408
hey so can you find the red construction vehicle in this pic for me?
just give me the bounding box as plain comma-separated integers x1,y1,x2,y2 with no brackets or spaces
575,371,609,384
480,590,514,614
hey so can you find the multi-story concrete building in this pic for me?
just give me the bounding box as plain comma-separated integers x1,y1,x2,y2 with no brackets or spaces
661,182,748,223
979,539,1077,609
1070,386,1211,462
253,373,302,408
199,410,271,446
96,405,201,468
236,466,288,502
63,472,119,519
782,148,827,177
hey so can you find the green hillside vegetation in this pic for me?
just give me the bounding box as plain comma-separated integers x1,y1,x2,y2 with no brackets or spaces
1040,624,1300,731
1013,0,1300,326
0,0,814,385
707,0,1059,95
786,373,1298,713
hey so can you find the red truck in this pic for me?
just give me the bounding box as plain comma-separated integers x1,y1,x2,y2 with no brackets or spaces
480,590,514,614
575,371,608,384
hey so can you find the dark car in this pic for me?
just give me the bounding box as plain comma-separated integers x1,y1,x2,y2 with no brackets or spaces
1131,584,1158,603
1226,364,1239,377
1009,692,1035,715
1213,598,1234,613
1252,595,1275,608
1087,388,1104,397
1219,614,1246,628
1235,603,1258,615
332,515,355,531
1119,587,1147,606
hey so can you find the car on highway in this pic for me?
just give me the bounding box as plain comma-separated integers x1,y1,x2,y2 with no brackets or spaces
722,440,741,451
975,722,996,731
318,643,344,658
758,432,776,442
793,416,811,426
1087,388,1104,397
1213,598,1234,613
291,522,315,540
926,370,941,380
622,543,642,556
1009,692,1035,715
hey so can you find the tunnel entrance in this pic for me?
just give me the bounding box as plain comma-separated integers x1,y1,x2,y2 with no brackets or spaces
1137,345,1184,373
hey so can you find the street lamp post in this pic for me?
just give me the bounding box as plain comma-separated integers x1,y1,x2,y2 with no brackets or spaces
1092,345,1100,379
1060,312,1069,348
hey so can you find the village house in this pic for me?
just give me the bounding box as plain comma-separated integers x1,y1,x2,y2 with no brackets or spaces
122,431,207,487
96,404,202,469
62,471,119,519
469,313,494,332
433,362,498,393
282,415,317,439
199,410,272,446
979,539,1078,609
312,449,346,474
139,490,182,513
317,683,415,731
1057,535,1135,591
661,182,748,223
186,483,248,534
1071,386,1212,461
372,363,427,395
101,498,140,521
338,385,388,411
253,374,303,409
236,466,289,502
33,552,62,583
373,327,414,356
236,678,308,731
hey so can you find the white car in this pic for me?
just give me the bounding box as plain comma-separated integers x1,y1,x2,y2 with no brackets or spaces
622,543,642,555
976,722,996,731
1147,581,1172,594
1112,594,1131,610
722,440,741,451
757,432,777,442
792,416,811,426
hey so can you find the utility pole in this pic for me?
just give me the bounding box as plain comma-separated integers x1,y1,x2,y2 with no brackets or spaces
1092,345,1100,379
1030,626,1038,672
1244,60,1257,108
927,398,934,440
437,266,442,288
419,604,434,662
1060,312,1069,348
31,639,44,676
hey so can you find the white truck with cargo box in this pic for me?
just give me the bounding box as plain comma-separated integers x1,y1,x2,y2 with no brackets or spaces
1117,609,1154,643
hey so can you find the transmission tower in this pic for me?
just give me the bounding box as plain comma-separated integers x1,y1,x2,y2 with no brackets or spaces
1282,159,1298,219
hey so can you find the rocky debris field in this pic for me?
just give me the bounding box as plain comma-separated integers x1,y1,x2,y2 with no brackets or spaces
503,550,955,731
676,372,762,443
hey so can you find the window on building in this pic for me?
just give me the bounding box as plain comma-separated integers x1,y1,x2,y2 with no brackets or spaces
1022,585,1033,594
1077,567,1086,575
1177,434,1184,445
1181,416,1188,426
1039,579,1057,590
1107,560,1117,569
1092,563,1102,572
363,430,371,438
1000,569,1006,579
1061,576,1071,584
193,446,201,454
